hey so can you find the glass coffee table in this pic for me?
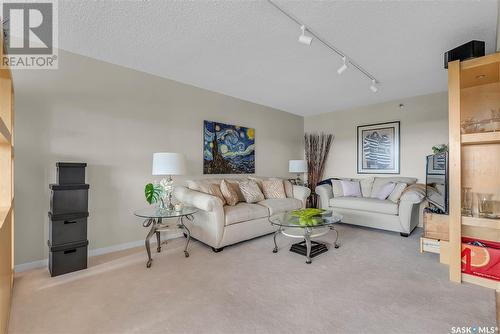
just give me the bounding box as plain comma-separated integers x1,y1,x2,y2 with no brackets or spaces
269,210,342,264
134,206,198,268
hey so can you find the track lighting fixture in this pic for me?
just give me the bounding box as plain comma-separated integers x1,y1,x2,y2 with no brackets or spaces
267,0,379,91
298,25,312,46
337,56,348,75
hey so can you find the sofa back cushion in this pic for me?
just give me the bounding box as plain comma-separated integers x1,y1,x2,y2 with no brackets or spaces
331,179,348,197
186,179,221,193
359,177,375,197
262,179,287,199
370,177,417,198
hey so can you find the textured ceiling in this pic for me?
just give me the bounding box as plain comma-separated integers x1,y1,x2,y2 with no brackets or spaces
57,0,498,116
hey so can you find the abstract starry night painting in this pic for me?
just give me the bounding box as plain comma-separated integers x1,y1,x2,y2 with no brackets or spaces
203,121,255,174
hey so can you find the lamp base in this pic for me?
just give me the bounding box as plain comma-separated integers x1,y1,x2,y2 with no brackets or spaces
294,174,305,186
159,176,175,211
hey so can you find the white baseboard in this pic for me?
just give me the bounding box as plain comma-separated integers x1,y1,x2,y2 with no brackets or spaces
15,259,48,273
14,231,183,273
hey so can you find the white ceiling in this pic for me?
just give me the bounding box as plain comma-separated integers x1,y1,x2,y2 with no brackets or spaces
58,0,498,116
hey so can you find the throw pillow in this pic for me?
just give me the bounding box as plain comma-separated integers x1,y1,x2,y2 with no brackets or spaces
340,180,361,197
388,182,407,203
262,180,287,199
359,177,375,197
220,179,239,206
247,176,265,192
376,182,396,200
317,178,335,186
283,180,294,198
239,180,265,203
331,180,344,197
226,180,245,202
207,184,226,205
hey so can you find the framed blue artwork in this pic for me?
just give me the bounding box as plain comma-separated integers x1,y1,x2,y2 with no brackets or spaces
203,120,255,174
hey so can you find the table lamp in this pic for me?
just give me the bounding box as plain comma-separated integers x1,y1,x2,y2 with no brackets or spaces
289,160,307,185
152,152,186,210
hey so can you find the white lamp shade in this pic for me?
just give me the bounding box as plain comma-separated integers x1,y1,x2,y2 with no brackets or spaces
289,160,307,173
152,152,186,176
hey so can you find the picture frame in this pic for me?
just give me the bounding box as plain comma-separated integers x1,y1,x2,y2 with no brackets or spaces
203,120,255,174
427,152,447,175
357,121,400,174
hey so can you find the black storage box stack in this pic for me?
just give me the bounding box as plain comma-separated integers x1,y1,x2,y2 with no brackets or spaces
48,163,89,277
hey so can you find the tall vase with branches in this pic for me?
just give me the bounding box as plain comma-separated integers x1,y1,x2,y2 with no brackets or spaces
305,133,334,208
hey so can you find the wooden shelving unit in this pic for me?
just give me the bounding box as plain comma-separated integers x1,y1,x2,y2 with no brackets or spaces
462,216,500,230
0,26,14,334
448,52,500,288
461,132,500,145
462,273,500,290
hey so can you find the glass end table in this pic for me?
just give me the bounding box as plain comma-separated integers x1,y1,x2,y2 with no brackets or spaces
269,210,342,264
134,206,198,268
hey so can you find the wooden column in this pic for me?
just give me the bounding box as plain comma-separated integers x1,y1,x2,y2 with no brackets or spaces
448,60,462,283
0,25,14,334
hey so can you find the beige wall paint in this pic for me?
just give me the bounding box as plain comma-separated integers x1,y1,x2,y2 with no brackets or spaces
304,92,448,183
497,0,500,51
13,51,304,265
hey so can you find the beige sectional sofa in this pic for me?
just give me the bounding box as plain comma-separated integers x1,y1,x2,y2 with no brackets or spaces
174,177,311,252
315,176,425,236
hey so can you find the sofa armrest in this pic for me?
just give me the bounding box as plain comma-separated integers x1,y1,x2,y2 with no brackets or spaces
400,184,426,204
174,186,223,212
174,186,225,248
398,184,426,233
315,184,333,209
293,185,311,208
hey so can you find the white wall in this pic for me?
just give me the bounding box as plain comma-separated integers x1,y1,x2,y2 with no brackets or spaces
497,0,500,51
304,92,448,183
13,50,304,265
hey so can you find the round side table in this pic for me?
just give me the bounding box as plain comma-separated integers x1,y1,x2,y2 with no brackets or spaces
134,206,198,268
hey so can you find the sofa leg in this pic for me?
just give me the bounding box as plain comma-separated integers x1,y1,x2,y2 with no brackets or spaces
211,247,224,253
400,232,409,237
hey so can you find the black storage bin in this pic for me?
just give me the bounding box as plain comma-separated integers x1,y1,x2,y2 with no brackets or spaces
56,162,87,185
48,212,88,246
48,240,88,277
49,184,89,215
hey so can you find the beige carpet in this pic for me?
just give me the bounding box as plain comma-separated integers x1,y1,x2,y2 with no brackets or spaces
9,225,496,334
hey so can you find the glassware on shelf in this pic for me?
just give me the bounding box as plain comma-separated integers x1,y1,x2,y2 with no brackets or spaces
461,109,500,134
477,193,493,218
461,187,473,217
491,108,500,132
460,118,478,134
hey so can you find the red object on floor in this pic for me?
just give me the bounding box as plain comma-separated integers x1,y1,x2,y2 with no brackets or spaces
461,237,500,281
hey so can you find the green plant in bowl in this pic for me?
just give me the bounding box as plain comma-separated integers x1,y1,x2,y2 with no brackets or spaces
290,208,325,226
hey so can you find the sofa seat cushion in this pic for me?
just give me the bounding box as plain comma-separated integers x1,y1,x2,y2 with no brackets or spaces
224,202,269,226
258,198,302,215
329,197,398,215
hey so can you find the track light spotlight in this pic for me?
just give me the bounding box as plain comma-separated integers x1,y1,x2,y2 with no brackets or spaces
370,79,378,93
298,25,312,45
337,56,348,75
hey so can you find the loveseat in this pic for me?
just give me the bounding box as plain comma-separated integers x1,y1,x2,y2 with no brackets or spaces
315,177,425,236
174,177,311,252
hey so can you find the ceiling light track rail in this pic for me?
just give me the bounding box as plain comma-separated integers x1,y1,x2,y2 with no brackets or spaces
267,0,379,90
